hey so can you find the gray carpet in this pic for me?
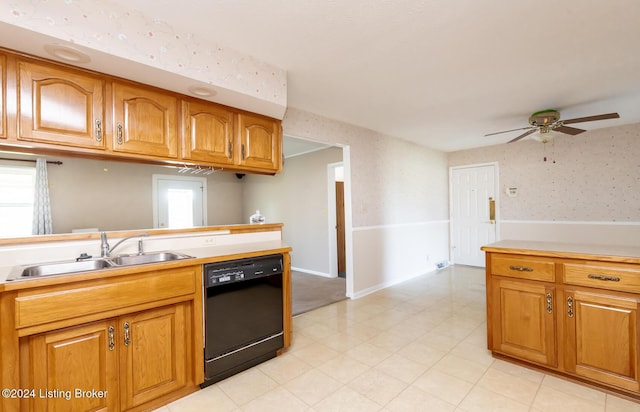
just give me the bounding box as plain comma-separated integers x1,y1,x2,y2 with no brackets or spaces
291,271,347,316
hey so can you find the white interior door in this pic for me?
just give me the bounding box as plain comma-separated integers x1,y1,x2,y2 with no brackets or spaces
450,163,498,267
153,176,206,229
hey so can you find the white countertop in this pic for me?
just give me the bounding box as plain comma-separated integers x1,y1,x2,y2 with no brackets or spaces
482,240,640,263
0,239,291,288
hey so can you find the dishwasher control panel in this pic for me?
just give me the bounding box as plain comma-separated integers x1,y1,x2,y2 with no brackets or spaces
204,255,283,287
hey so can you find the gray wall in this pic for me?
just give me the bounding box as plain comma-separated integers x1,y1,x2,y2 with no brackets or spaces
242,146,343,275
4,156,246,234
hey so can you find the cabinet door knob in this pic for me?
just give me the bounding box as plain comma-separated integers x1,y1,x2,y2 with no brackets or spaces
546,293,553,313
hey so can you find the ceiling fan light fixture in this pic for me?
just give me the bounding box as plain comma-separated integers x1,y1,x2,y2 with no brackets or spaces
532,129,558,143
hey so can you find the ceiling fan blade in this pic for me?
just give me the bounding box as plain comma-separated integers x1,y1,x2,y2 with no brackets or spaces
508,129,537,143
484,126,534,137
554,125,586,135
562,112,620,125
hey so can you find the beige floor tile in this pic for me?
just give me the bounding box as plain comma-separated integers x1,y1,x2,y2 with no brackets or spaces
606,394,640,411
284,368,342,406
346,342,393,367
240,387,310,412
541,375,606,405
317,354,371,384
347,368,408,406
374,353,430,384
532,385,606,412
476,367,541,405
396,340,447,367
318,331,364,352
166,386,238,411
385,386,456,412
293,341,340,367
457,386,530,412
257,352,314,384
313,386,383,412
368,329,419,352
488,359,544,385
217,368,279,406
412,369,474,406
431,353,490,384
448,341,494,367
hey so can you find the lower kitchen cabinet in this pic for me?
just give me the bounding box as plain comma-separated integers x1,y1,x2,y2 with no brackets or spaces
28,320,117,412
484,241,640,399
490,278,557,367
120,304,189,410
26,303,191,411
563,289,640,392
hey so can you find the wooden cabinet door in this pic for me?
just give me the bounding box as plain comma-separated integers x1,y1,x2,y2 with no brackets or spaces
564,289,640,392
0,53,6,140
236,113,282,172
182,100,234,165
18,60,106,149
112,82,178,158
490,278,557,367
29,321,118,412
119,303,189,410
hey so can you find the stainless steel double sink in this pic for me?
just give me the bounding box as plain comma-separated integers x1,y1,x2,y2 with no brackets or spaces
8,251,194,281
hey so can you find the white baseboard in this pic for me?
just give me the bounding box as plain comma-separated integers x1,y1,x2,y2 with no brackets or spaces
291,266,335,278
351,266,437,299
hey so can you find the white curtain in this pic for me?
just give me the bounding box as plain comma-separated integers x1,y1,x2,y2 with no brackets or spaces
32,158,53,235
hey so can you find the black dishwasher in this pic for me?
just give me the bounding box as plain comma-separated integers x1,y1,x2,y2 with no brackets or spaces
201,254,284,387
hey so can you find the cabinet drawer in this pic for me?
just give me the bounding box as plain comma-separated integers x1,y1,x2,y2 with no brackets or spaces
563,262,640,294
14,267,196,329
491,255,555,282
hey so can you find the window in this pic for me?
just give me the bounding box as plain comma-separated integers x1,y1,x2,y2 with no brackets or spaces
0,166,36,237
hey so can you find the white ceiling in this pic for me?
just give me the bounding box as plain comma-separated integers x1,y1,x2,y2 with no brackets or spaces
28,1,640,152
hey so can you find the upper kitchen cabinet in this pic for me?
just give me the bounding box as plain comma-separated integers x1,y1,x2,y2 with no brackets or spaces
0,54,6,140
112,82,178,159
182,99,235,165
236,113,282,173
17,59,106,150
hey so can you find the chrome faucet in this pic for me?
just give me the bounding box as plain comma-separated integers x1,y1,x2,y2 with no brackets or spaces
100,231,149,257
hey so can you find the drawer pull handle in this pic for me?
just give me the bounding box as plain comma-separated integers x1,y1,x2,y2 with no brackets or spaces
509,265,533,272
567,296,574,318
546,293,553,313
588,274,621,282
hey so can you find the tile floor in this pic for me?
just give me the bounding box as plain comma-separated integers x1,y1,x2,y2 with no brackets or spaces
157,265,640,411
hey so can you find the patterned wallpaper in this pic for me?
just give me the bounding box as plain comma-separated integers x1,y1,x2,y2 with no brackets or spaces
283,108,450,228
448,123,640,222
1,0,286,110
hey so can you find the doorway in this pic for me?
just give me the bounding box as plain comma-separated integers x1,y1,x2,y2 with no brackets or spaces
450,163,498,267
327,162,346,278
152,175,207,229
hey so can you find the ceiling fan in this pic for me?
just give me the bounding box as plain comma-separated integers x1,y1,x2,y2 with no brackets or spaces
485,109,620,143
